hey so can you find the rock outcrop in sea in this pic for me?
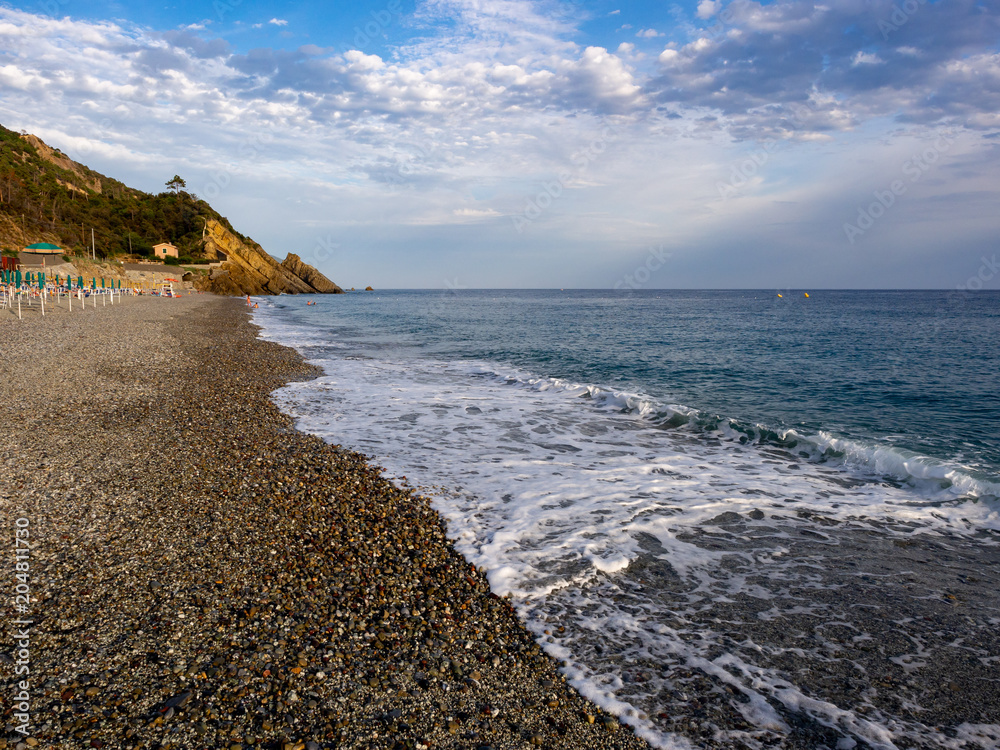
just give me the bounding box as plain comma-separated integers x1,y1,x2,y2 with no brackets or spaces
199,220,344,296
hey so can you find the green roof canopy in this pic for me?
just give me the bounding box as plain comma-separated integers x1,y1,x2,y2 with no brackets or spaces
24,242,62,253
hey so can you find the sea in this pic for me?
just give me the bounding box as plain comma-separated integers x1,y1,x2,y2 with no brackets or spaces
252,289,1000,750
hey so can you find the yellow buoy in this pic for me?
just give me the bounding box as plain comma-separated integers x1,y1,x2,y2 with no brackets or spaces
777,294,783,298
804,292,810,298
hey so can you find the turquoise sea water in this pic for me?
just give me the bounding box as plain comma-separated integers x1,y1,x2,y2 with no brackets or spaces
254,289,1000,749
261,289,1000,495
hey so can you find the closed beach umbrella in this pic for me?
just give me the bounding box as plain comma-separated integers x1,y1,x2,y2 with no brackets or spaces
101,277,105,289
77,275,83,288
38,273,44,290
15,269,22,287
91,278,96,290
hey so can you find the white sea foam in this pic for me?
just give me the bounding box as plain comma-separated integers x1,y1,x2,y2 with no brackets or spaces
253,302,1000,749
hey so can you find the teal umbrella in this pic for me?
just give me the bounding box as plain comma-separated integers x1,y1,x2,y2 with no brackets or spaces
77,276,83,288
16,269,22,287
91,278,96,290
38,273,44,290
101,277,105,289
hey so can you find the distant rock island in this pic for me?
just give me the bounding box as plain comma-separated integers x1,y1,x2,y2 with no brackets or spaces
0,122,343,296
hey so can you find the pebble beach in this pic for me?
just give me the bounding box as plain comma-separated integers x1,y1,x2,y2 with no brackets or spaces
0,295,653,750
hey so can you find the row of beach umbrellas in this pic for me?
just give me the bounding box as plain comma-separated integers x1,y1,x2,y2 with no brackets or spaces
1,270,125,289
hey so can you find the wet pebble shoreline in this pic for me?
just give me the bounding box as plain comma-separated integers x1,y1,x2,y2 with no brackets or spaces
0,296,652,750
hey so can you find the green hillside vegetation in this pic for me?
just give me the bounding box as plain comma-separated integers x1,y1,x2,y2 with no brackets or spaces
0,122,249,261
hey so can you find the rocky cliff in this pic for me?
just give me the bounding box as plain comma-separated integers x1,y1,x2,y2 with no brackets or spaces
198,220,343,296
281,253,343,294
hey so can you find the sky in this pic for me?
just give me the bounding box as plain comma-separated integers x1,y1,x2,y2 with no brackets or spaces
0,0,998,289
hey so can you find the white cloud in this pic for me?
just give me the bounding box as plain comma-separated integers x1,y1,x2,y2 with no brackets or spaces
658,48,679,65
696,0,721,19
852,51,883,66
453,208,501,218
636,28,662,38
268,18,288,26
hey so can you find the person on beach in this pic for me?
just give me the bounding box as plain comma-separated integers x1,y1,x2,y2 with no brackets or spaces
246,295,251,306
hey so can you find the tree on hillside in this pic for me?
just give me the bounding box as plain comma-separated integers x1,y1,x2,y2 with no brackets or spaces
166,175,186,193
